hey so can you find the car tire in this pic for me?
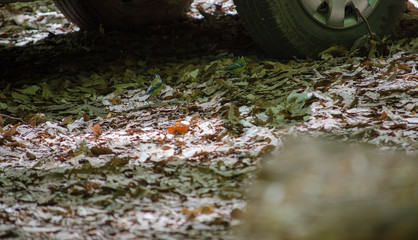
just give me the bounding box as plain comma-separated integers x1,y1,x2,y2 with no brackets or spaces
233,0,406,58
53,0,193,30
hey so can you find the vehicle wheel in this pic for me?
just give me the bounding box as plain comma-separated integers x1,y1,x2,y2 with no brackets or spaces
233,0,406,58
53,0,193,30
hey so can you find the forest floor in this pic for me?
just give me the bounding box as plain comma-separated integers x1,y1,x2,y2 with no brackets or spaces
0,1,417,239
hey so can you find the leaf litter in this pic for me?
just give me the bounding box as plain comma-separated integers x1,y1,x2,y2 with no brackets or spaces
0,0,418,239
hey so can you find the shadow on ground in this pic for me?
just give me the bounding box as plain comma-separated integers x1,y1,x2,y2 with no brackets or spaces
0,14,263,89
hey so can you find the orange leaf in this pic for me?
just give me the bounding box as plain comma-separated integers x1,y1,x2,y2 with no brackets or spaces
89,124,102,137
2,124,19,140
182,205,214,219
167,121,189,134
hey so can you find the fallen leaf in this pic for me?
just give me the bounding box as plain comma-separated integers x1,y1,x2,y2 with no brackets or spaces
2,124,19,140
167,121,189,134
62,115,73,125
90,146,114,155
161,145,172,150
89,124,102,137
201,205,215,214
318,45,347,58
27,113,46,126
182,205,214,219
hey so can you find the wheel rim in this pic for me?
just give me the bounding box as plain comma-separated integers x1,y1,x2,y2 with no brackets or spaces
298,0,380,29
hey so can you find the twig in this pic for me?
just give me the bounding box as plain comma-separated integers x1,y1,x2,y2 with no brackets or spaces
355,8,377,40
0,113,26,123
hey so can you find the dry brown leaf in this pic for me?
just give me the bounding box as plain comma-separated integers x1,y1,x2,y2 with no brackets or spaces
62,115,73,125
28,113,46,126
200,205,215,214
82,112,90,121
161,145,172,150
90,146,114,155
5,142,26,147
378,111,388,121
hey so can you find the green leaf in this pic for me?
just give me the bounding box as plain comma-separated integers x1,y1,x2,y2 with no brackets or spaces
40,82,54,100
0,102,8,109
11,91,31,103
18,85,39,95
